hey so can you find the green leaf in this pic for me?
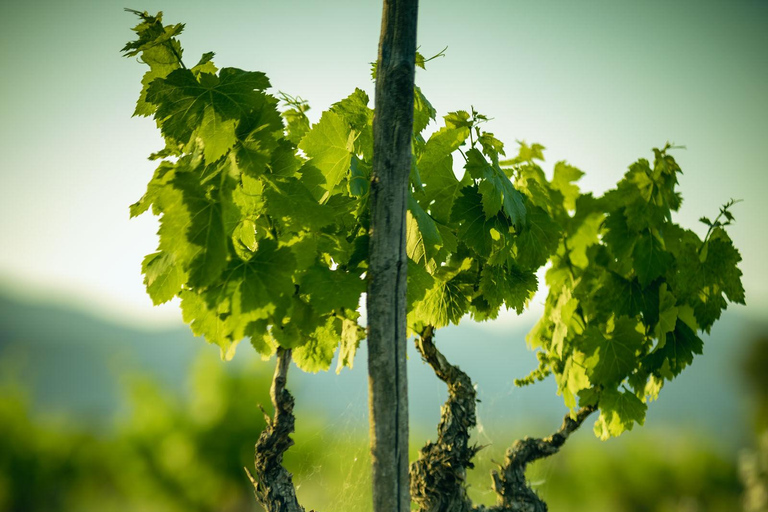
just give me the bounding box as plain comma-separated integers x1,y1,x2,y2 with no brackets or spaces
594,273,647,320
337,316,364,374
298,111,354,192
556,357,591,410
594,387,647,440
147,67,271,145
197,105,237,162
703,229,745,305
417,121,470,223
331,88,373,159
130,160,177,218
158,173,228,288
551,162,584,211
179,289,237,360
655,283,678,338
450,186,510,258
512,141,546,163
123,12,185,117
411,276,469,329
141,251,185,304
466,148,527,226
348,155,370,197
602,210,638,267
263,177,335,232
644,319,703,377
280,94,311,145
479,263,537,314
300,264,365,316
235,94,284,177
246,320,276,359
293,317,339,373
632,231,673,287
413,86,436,135
406,192,443,267
513,205,561,270
268,139,302,177
581,318,644,386
407,258,435,312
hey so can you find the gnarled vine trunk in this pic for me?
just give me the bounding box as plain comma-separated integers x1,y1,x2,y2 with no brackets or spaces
410,326,596,512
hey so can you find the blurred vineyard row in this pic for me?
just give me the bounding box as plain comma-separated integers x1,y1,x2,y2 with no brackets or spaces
1,339,767,512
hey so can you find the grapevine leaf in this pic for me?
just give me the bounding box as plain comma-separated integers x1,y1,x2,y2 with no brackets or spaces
407,259,435,313
141,251,185,304
450,186,509,258
337,316,364,373
593,273,648,320
412,277,468,329
246,319,276,359
348,155,370,197
602,210,638,266
224,248,292,318
632,231,673,287
147,67,271,145
466,148,526,226
330,88,373,159
513,205,561,270
299,264,365,316
280,94,311,145
594,387,647,440
268,139,302,177
656,283,678,338
644,319,703,377
417,120,470,223
298,111,354,192
179,289,236,359
263,177,335,231
413,86,436,135
293,317,339,373
556,357,591,410
158,173,228,288
197,105,237,162
123,12,184,116
235,94,284,177
130,160,177,218
479,263,538,314
551,161,584,211
703,229,745,305
407,192,443,266
581,319,644,386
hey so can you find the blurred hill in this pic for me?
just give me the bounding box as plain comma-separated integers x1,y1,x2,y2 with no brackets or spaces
0,290,763,448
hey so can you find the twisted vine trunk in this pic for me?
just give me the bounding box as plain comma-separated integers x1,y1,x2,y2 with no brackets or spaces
410,327,596,512
367,1,419,511
247,349,305,512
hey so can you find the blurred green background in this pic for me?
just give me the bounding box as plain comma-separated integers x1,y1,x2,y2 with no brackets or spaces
1,1,767,510
1,293,767,511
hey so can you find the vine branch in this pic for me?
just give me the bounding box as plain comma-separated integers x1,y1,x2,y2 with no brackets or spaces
246,348,308,512
486,405,596,512
411,324,480,512
410,325,596,512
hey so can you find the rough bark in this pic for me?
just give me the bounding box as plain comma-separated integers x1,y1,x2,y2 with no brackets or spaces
246,348,306,512
367,1,419,512
485,405,596,511
410,326,596,512
410,325,480,512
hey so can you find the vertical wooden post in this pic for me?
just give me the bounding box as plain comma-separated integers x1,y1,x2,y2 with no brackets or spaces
367,1,418,511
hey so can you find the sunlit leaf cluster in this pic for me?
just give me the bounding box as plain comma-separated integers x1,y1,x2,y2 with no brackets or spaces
125,11,744,438
520,146,745,438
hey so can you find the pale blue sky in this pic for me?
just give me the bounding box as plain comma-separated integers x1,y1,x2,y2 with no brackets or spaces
1,0,766,327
